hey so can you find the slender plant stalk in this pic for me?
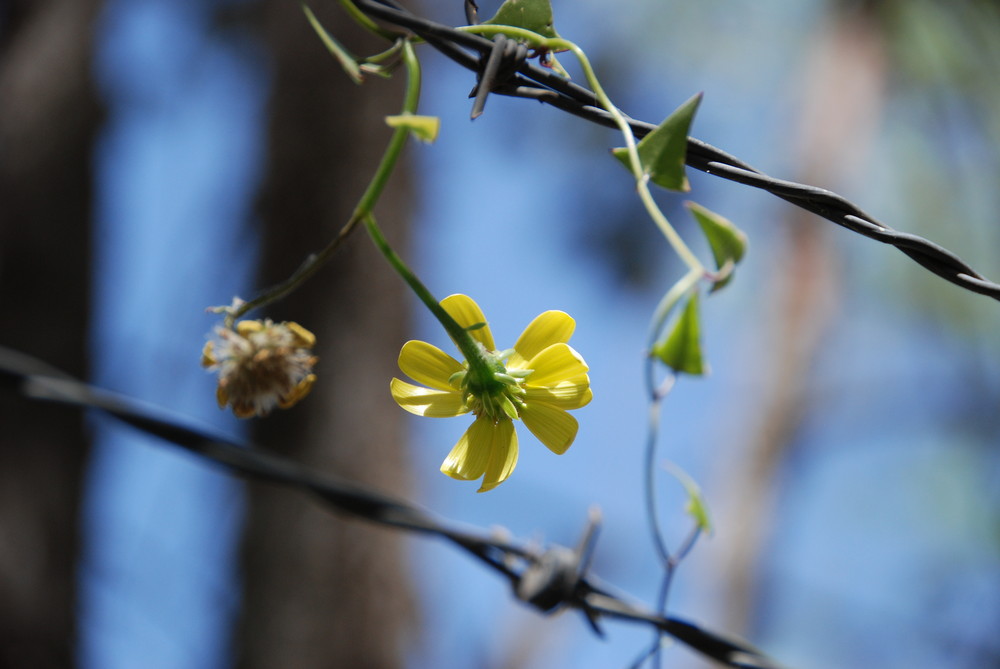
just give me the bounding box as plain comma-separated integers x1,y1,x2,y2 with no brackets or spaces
228,38,418,326
647,267,702,347
459,24,706,275
363,213,482,364
358,43,497,378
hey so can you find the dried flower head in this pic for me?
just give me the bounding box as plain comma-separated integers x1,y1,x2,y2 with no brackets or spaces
202,319,318,418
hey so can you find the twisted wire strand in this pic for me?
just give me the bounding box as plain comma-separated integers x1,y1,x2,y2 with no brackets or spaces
0,345,787,669
354,0,1000,301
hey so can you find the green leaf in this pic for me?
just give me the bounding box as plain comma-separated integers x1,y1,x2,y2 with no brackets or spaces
484,0,560,39
662,461,713,534
385,114,441,143
686,201,747,292
303,4,363,85
612,92,702,191
652,291,707,375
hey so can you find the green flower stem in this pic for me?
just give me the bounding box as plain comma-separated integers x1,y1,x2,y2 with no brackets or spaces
353,39,421,217
228,39,419,327
356,42,498,386
363,213,496,384
459,24,706,276
647,266,702,347
226,218,355,328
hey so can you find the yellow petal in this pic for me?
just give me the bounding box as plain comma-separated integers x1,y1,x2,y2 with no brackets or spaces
524,376,592,409
525,343,589,386
508,310,575,370
278,373,316,408
520,402,578,455
216,384,229,408
236,320,264,336
390,378,467,417
286,322,316,348
441,294,495,351
232,403,258,419
399,340,464,391
441,416,493,481
201,341,217,368
478,418,519,492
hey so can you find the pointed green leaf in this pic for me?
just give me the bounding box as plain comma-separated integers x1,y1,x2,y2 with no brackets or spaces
687,201,747,292
662,461,713,534
385,114,441,143
652,291,707,375
303,4,363,85
484,0,560,39
612,93,702,191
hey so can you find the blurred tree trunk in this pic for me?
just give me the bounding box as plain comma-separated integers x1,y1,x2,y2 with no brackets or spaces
235,3,416,668
0,0,103,667
708,0,886,642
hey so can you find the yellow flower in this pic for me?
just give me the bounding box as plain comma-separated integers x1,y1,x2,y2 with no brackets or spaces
390,294,592,492
202,319,318,418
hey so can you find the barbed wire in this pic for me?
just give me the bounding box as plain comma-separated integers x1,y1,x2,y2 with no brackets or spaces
352,0,1000,302
0,345,788,668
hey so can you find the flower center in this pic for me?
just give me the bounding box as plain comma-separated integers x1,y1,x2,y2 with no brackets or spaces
454,347,532,423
